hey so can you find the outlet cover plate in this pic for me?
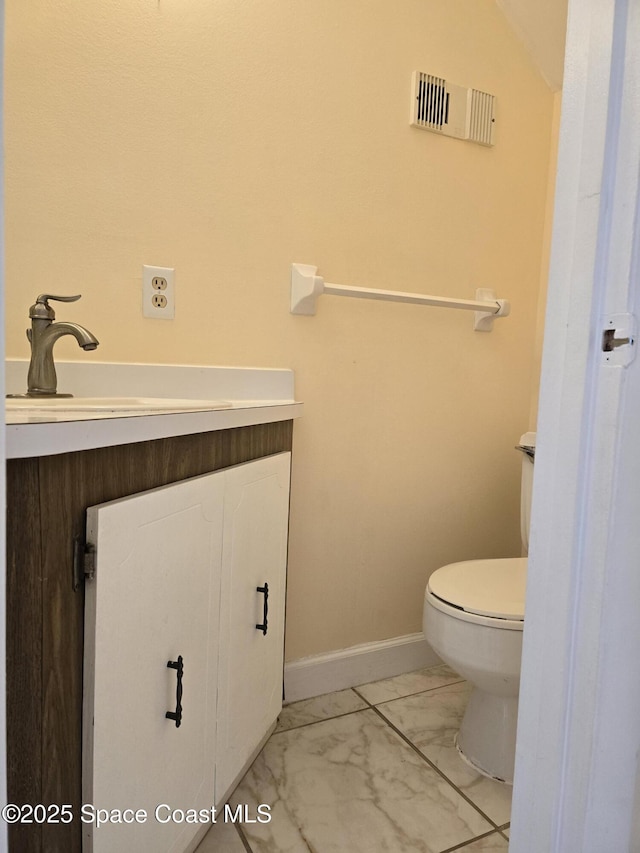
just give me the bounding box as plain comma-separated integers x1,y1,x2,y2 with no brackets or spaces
143,265,175,319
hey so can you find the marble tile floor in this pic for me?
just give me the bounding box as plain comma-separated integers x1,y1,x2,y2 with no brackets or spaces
196,665,511,853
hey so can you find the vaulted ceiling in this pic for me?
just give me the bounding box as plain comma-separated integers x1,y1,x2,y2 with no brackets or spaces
497,0,568,91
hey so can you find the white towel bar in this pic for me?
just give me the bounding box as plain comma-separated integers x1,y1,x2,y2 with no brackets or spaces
290,263,511,331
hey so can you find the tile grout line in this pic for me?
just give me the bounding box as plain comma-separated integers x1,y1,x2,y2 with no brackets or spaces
276,679,464,735
234,817,254,852
352,688,502,833
439,828,509,852
359,678,466,707
273,704,371,735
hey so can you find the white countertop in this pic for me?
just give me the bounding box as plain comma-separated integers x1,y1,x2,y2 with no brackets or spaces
6,360,303,459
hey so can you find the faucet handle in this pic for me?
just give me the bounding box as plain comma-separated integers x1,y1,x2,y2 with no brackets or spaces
38,293,81,301
30,293,82,320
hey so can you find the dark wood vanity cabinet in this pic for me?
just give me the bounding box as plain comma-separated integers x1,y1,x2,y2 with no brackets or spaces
6,420,293,853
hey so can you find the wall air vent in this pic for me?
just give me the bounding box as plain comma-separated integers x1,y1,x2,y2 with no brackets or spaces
410,71,495,147
468,88,495,145
414,74,450,130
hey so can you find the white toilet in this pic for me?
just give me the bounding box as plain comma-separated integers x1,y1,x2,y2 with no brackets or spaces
422,431,535,785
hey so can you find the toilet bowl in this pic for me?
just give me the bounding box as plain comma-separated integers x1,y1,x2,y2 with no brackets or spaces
422,432,535,784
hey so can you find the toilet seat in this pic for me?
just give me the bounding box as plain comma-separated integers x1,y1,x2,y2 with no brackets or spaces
426,557,526,630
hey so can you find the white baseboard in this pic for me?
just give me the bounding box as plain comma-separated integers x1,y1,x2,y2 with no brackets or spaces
283,633,440,703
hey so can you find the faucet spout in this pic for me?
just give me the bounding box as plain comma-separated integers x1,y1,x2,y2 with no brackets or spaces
25,299,99,396
44,321,100,351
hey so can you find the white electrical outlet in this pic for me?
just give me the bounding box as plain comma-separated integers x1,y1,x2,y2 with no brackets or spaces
142,265,175,319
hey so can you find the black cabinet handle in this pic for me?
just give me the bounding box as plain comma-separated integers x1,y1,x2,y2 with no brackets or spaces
166,655,183,728
256,583,269,635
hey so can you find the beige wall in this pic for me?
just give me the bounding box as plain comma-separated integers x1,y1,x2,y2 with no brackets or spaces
529,90,563,429
5,1,556,661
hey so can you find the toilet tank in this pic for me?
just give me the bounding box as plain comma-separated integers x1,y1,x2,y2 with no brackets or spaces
519,431,536,553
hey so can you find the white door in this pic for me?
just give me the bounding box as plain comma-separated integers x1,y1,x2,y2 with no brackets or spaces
215,453,291,803
511,0,640,850
83,472,224,853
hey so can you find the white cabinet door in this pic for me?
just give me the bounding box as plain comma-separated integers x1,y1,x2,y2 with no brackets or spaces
83,472,225,853
215,452,291,803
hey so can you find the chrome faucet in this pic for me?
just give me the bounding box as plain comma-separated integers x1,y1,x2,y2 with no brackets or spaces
25,294,99,397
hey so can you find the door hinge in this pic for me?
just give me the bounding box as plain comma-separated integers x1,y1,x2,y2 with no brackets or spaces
602,313,636,366
73,537,96,592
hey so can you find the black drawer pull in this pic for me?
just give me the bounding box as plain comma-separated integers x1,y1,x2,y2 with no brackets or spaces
256,583,269,635
166,655,183,728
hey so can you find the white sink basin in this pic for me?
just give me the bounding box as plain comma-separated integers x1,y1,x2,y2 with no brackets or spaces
6,397,232,413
